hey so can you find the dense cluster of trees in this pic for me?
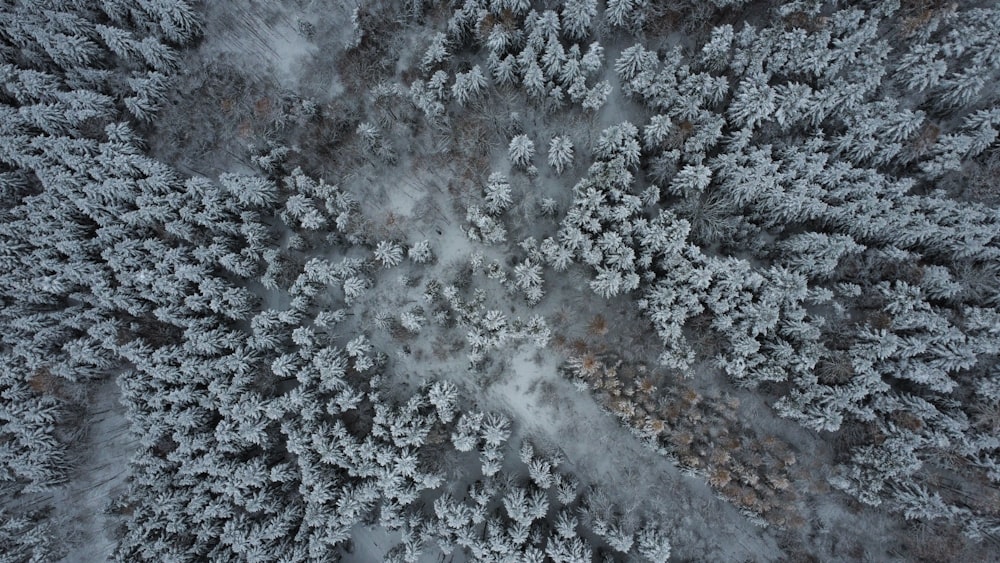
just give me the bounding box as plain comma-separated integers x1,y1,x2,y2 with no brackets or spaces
0,2,671,559
397,0,998,541
0,1,203,559
539,0,1000,538
413,0,615,119
3,0,999,559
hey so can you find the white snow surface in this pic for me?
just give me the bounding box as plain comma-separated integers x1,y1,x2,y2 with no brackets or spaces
197,0,323,87
56,379,135,563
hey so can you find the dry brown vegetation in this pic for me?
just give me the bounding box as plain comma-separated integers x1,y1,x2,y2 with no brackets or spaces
561,346,808,527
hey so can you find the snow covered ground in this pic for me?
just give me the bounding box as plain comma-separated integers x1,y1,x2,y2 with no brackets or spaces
56,379,135,563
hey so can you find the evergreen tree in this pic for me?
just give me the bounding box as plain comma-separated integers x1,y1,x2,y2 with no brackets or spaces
408,240,434,264
452,65,487,106
483,172,513,215
605,0,645,31
508,134,536,169
421,32,451,71
374,240,405,268
562,0,598,40
547,135,574,174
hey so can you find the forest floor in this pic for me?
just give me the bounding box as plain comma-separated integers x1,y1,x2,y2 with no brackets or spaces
56,379,135,563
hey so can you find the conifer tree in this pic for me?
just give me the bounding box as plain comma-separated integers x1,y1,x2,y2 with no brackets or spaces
508,135,536,169
548,135,574,174
421,32,451,71
408,240,434,264
562,0,597,40
452,65,487,106
483,172,513,215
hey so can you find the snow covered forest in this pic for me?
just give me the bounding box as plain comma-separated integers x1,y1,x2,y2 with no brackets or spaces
2,0,1000,560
